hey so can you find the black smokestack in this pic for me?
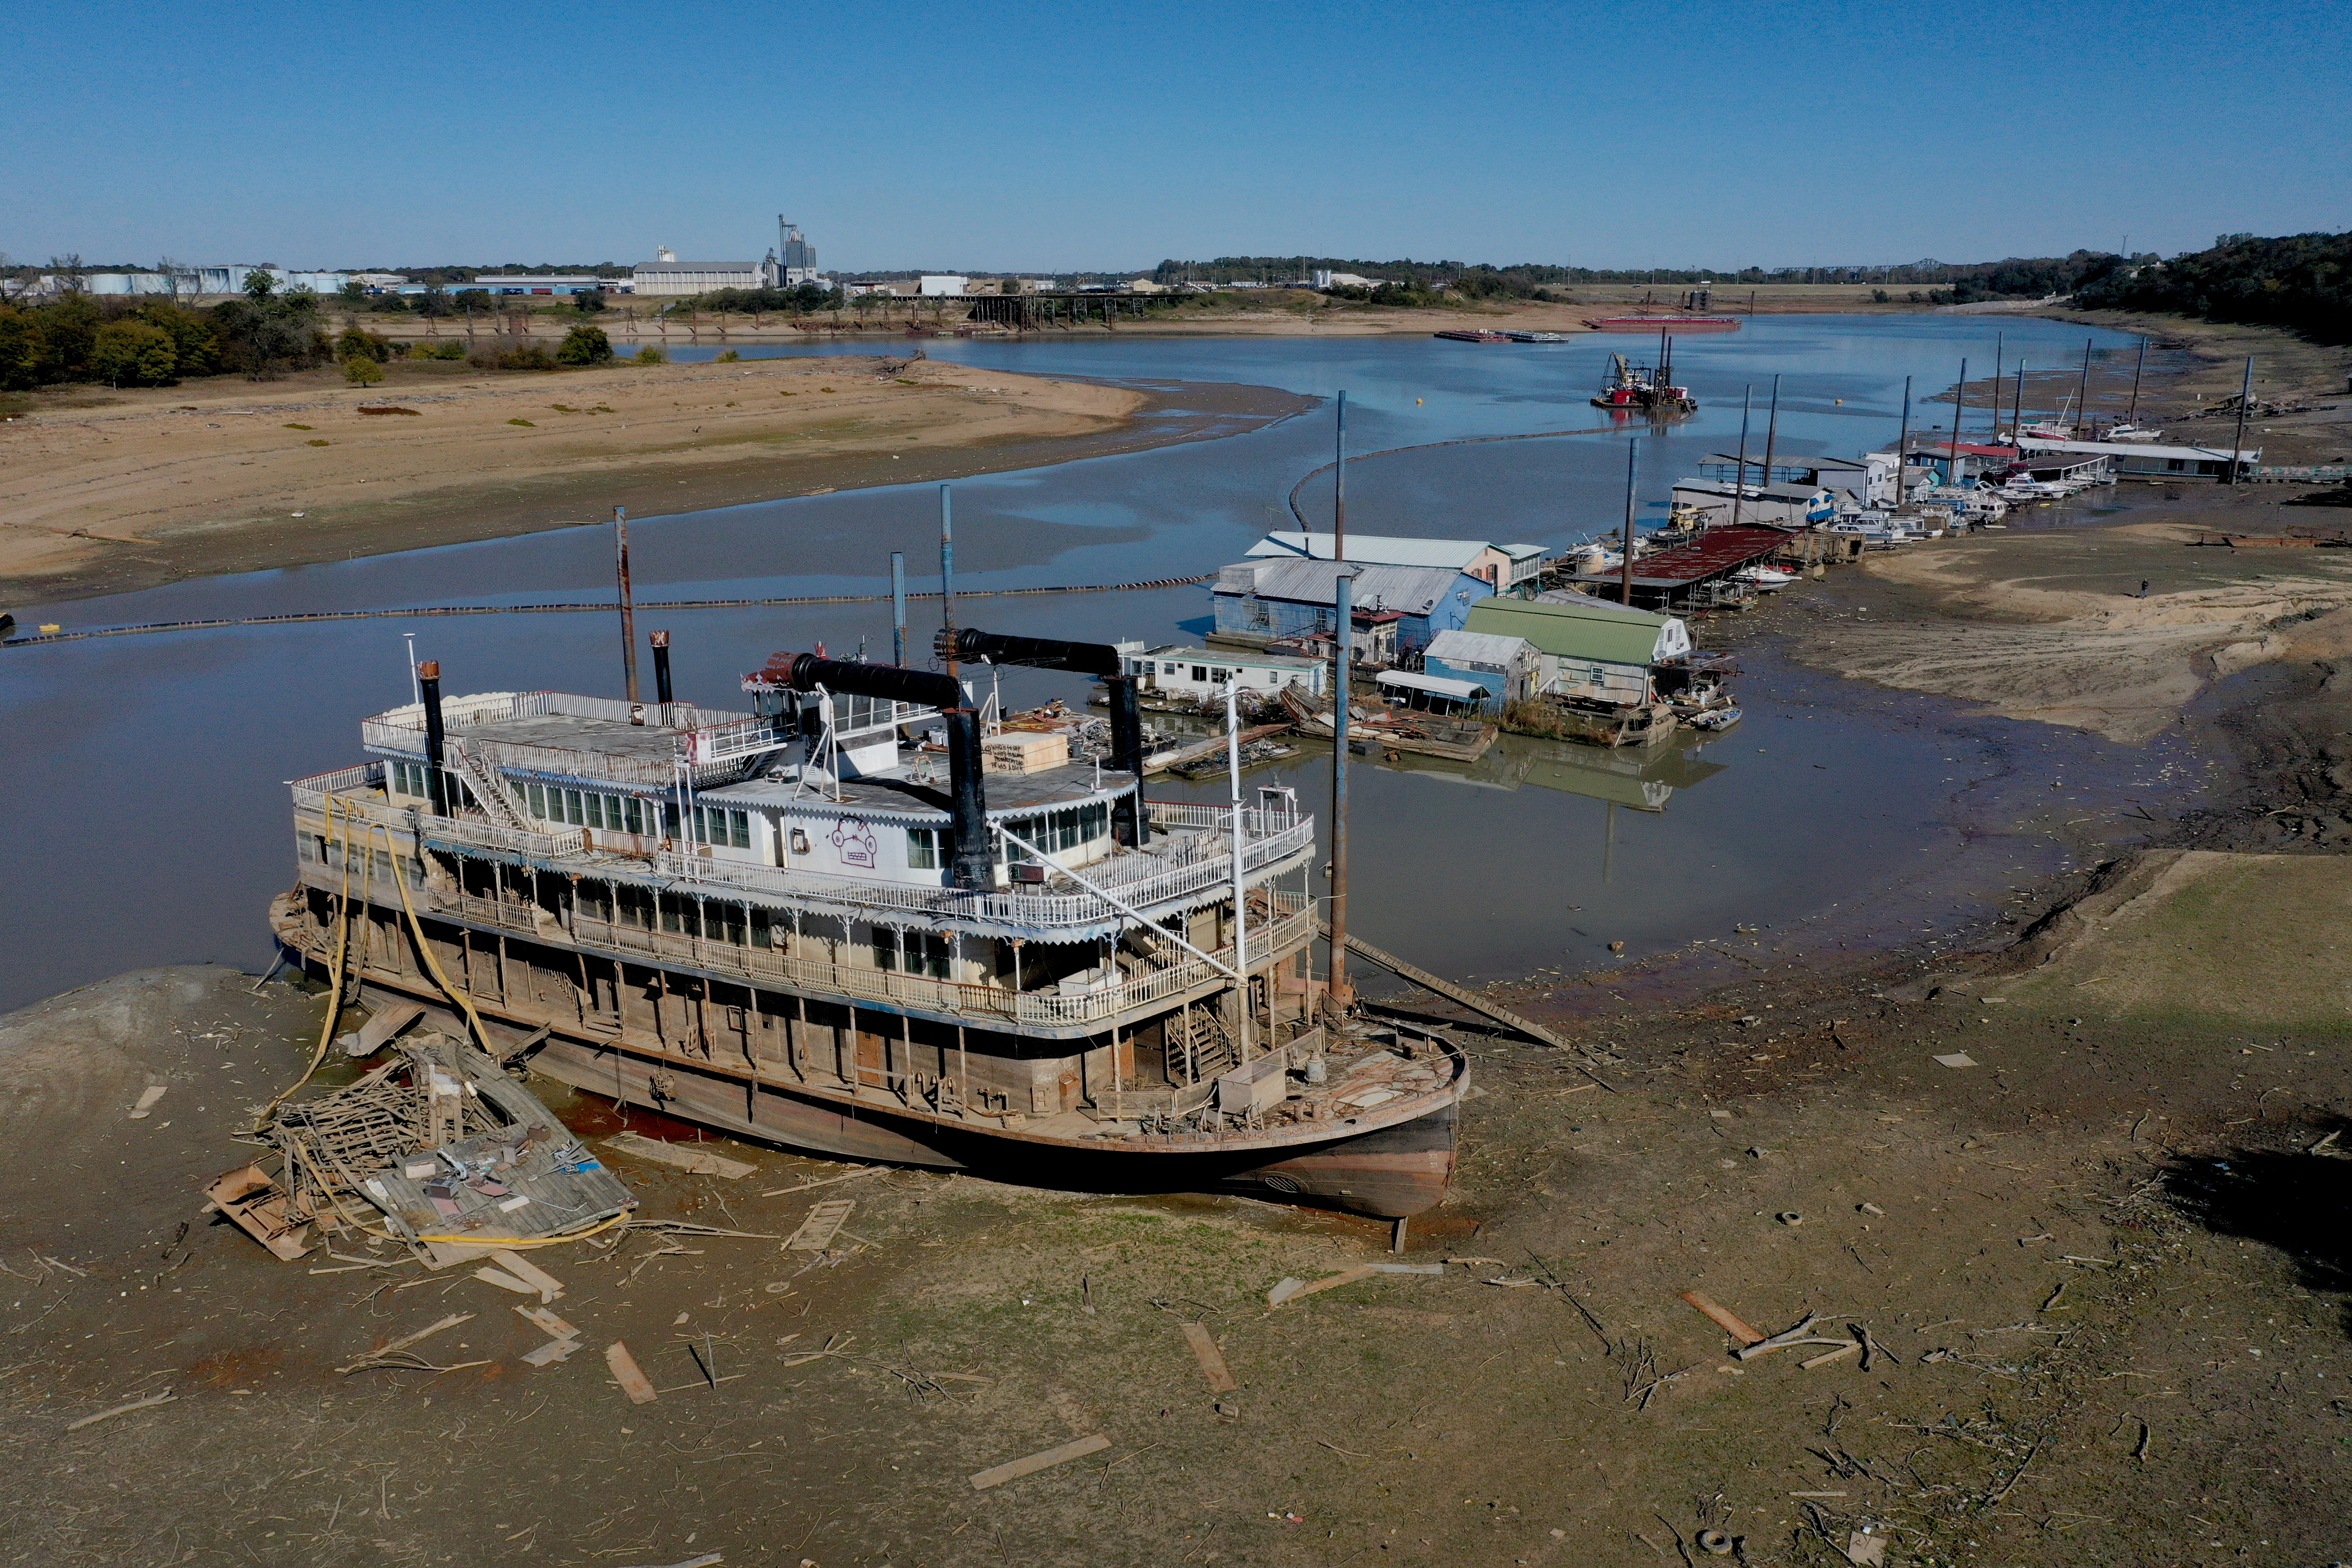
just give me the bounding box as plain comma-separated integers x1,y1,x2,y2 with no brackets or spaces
937,628,1145,845
417,659,449,818
774,652,992,891
650,630,674,706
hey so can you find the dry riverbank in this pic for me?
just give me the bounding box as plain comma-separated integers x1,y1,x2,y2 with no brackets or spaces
0,356,1310,606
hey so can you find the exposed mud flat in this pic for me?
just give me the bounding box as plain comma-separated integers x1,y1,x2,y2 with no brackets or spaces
0,356,1310,605
1795,519,2352,743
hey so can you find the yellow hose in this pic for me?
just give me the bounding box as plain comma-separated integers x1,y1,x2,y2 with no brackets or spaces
372,818,491,1052
257,796,355,1126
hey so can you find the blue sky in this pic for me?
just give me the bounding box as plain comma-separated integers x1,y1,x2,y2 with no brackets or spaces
5,0,2345,274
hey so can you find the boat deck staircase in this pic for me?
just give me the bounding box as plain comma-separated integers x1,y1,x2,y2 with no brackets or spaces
449,742,533,834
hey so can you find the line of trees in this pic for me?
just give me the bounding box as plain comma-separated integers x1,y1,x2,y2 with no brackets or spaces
0,272,338,389
2075,231,2352,345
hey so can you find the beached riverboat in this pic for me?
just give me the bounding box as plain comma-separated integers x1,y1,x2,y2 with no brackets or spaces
270,631,1464,1220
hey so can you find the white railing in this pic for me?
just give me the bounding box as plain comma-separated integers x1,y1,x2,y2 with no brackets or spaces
291,762,383,795
653,808,1313,932
423,883,1316,1029
291,782,585,858
294,780,1311,935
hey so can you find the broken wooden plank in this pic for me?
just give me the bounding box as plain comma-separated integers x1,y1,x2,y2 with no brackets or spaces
522,1337,585,1368
759,1166,884,1199
489,1249,563,1302
1677,1289,1765,1346
785,1198,856,1251
1268,1264,1380,1308
472,1266,536,1295
969,1431,1113,1490
63,1390,175,1432
605,1341,658,1405
607,1132,756,1180
1801,1341,1864,1371
375,1313,472,1357
515,1305,581,1341
129,1085,167,1120
1180,1323,1238,1393
351,1001,426,1056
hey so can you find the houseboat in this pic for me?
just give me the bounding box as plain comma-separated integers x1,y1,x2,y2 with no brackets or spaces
270,630,1464,1220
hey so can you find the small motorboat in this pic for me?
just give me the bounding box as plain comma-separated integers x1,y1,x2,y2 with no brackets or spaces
2101,423,2164,443
1733,564,1799,589
1685,706,1743,732
1504,330,1568,343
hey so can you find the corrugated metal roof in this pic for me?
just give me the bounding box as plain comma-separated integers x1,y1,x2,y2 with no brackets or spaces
1568,525,1792,588
1424,629,1531,667
1378,670,1486,700
632,262,760,273
1214,559,1472,616
2018,438,2257,462
1246,532,1492,571
1464,597,1675,666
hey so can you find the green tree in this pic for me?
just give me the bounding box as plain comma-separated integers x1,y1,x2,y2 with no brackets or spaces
0,309,56,390
337,324,392,362
342,355,385,387
338,279,368,307
90,320,179,386
136,302,219,376
557,324,614,364
573,289,606,314
244,269,278,300
28,295,103,379
634,345,667,364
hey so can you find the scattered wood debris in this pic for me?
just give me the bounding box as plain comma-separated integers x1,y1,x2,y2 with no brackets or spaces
607,1131,757,1180
785,1198,856,1251
1181,1323,1239,1392
605,1341,658,1405
970,1432,1113,1490
63,1390,175,1431
1678,1289,1765,1346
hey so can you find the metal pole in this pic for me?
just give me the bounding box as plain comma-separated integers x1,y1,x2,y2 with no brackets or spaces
939,486,958,682
1619,438,1638,606
614,506,639,704
650,629,673,705
1727,385,1752,530
2128,338,2146,423
1949,358,1967,486
1894,376,1912,510
2015,362,2027,435
2075,338,2093,436
1333,390,1348,560
890,552,907,666
1326,567,1357,1019
1758,374,1781,499
404,633,420,706
1994,329,2013,442
2229,356,2254,484
1225,682,1253,1061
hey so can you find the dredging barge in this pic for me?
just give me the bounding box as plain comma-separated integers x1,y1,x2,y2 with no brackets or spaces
271,629,1463,1219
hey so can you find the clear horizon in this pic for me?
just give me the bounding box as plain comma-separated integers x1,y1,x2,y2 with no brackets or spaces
6,0,2346,276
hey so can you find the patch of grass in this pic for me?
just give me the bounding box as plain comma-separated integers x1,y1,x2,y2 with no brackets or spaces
820,386,836,393
507,418,535,427
549,403,579,413
283,423,313,430
894,377,921,385
305,438,331,447
778,391,796,397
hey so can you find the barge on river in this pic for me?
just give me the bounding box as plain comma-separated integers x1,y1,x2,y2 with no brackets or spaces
271,631,1462,1219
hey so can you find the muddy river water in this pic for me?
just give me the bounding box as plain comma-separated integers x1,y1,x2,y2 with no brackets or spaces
3,316,2206,1013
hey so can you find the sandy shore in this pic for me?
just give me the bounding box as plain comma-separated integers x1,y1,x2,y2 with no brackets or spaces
0,356,1309,606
